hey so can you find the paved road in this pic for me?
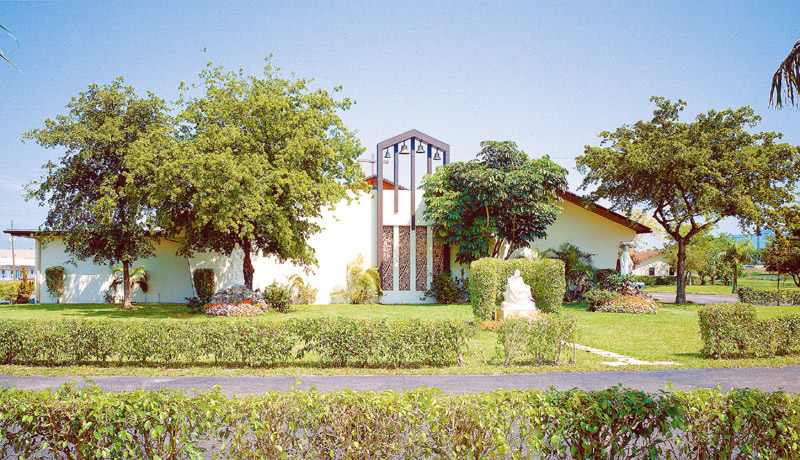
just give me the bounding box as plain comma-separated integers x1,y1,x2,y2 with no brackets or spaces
2,366,798,395
648,292,739,304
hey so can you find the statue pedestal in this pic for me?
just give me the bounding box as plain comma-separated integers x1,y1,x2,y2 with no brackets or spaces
496,307,540,321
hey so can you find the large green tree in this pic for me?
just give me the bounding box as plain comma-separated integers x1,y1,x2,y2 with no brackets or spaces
142,61,366,289
24,78,171,308
422,140,568,264
577,97,800,303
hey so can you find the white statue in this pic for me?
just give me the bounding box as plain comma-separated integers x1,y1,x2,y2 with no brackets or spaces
230,244,245,286
620,246,634,276
498,269,538,319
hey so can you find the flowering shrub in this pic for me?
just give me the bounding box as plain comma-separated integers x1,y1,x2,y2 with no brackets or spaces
204,300,264,317
597,296,659,314
583,289,618,308
479,320,499,331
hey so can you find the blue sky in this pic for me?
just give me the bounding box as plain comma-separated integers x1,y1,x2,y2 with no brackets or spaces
2,0,799,249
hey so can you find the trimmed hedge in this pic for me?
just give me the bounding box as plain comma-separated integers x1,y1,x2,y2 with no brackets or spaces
0,318,473,368
469,258,565,320
698,303,800,358
496,314,577,365
737,286,800,305
44,266,65,301
0,384,798,458
192,268,215,303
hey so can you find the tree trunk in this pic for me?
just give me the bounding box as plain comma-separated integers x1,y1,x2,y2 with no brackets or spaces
731,266,738,293
122,260,132,309
242,239,254,290
675,239,687,304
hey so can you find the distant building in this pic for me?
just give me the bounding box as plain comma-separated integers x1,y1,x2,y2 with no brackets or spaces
731,231,773,251
0,249,35,281
631,250,673,277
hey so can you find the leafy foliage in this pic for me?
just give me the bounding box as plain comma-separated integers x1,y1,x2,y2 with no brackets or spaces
192,268,215,304
737,287,800,306
422,140,567,264
543,242,595,301
596,296,660,314
330,254,381,304
578,97,800,303
11,268,33,304
717,235,759,292
496,314,578,366
109,266,149,302
770,40,800,109
469,258,565,320
44,266,65,302
24,78,171,308
263,282,293,313
1,384,798,458
698,303,800,358
423,272,470,304
142,59,366,289
763,231,800,288
0,318,472,368
287,274,317,305
583,289,619,308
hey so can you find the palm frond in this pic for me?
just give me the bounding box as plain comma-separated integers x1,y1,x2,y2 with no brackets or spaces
0,23,21,72
770,40,800,109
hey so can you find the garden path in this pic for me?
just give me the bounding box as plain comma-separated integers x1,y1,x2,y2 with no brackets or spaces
648,292,739,304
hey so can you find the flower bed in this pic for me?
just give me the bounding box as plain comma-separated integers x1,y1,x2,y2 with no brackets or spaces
597,295,660,314
203,300,264,317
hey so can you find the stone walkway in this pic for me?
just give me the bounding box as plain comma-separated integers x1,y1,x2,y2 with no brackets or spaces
571,343,679,366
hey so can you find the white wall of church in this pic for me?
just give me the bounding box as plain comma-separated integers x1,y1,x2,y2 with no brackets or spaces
531,201,638,269
32,190,641,304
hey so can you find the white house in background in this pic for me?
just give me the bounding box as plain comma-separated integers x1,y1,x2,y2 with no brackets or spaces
0,249,35,281
4,129,650,304
631,250,673,276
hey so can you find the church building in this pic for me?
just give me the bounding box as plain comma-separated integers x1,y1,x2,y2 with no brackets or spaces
5,130,649,304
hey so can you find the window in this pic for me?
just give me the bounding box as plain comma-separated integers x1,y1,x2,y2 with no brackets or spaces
669,267,675,276
649,267,655,276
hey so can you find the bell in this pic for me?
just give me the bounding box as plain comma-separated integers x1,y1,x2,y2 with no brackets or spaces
433,149,442,161
399,144,410,155
415,142,425,154
384,149,391,159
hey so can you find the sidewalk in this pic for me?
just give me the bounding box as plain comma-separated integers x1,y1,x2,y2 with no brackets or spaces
2,366,798,395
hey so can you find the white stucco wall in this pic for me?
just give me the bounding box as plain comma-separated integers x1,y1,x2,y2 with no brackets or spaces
533,200,638,269
633,255,672,276
33,190,644,304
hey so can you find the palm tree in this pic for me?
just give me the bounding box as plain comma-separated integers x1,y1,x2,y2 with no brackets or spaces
543,243,595,301
109,266,150,305
330,254,382,304
718,236,758,293
0,23,20,71
770,40,800,109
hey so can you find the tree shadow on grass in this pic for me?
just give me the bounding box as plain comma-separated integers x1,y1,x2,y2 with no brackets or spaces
3,303,195,320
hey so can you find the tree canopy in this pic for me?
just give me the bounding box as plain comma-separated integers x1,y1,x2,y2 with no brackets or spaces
24,78,171,308
577,97,800,303
422,140,568,264
140,61,366,289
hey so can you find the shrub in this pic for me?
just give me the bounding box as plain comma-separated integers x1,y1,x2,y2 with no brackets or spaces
263,282,293,313
45,266,65,302
1,279,34,304
698,303,800,358
598,273,636,292
288,275,317,305
193,268,215,304
469,258,565,320
13,268,34,304
424,272,469,304
296,318,475,367
0,318,472,368
330,254,381,304
1,385,796,459
496,314,577,365
737,286,800,305
203,301,264,317
583,289,618,308
597,296,660,314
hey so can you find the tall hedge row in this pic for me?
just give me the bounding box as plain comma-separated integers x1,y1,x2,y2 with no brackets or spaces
698,303,800,358
0,318,473,368
469,258,566,319
737,286,800,305
0,384,798,459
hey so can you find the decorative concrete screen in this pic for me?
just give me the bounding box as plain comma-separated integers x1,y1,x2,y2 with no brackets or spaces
381,226,393,292
416,226,427,291
399,226,411,291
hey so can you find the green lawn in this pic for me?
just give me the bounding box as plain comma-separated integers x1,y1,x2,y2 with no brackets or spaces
0,301,798,376
643,276,800,295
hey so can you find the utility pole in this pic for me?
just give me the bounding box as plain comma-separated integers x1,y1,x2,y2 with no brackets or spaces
10,220,15,282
